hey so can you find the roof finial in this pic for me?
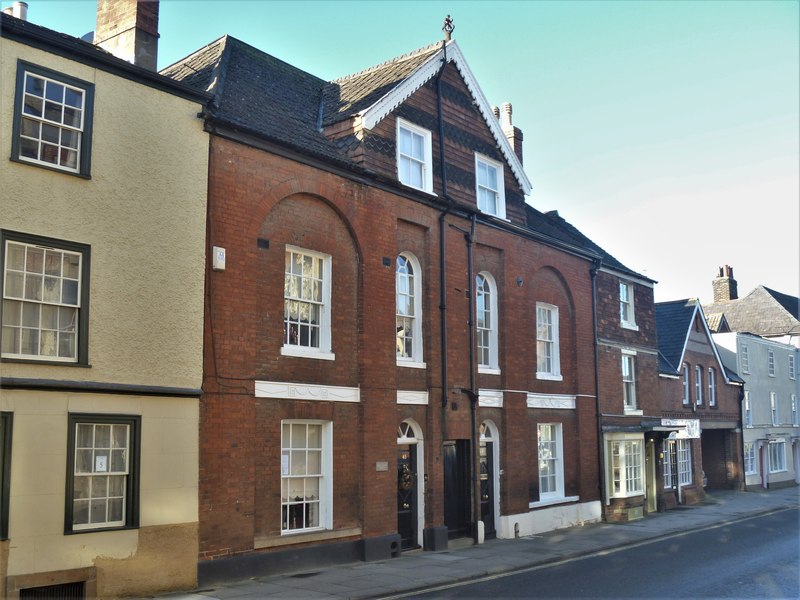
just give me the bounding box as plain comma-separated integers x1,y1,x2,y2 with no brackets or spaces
443,15,455,41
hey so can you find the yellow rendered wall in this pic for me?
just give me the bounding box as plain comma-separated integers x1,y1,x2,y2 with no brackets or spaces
0,390,199,586
0,39,208,391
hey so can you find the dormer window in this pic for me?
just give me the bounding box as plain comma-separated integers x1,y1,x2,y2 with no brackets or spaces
475,154,505,218
396,118,433,193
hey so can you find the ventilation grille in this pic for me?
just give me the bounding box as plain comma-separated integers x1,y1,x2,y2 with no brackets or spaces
20,581,85,599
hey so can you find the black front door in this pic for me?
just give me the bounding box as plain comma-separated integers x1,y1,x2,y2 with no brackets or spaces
479,440,496,539
397,444,418,549
443,440,471,539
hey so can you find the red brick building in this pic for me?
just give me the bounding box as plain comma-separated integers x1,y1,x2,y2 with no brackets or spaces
656,299,744,508
165,34,611,581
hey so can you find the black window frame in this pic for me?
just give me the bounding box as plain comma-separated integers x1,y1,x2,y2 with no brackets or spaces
64,413,141,534
11,60,95,178
1,229,91,366
0,412,13,540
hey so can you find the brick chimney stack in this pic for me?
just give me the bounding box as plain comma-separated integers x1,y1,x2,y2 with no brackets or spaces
499,102,523,165
712,265,738,302
94,0,159,71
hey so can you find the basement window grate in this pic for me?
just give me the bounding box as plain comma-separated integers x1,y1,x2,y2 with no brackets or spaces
20,581,85,599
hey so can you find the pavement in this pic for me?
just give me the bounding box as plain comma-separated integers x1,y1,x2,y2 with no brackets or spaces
158,487,799,600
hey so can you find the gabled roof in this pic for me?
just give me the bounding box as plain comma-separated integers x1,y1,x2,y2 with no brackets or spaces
335,40,531,195
655,299,741,383
702,285,800,338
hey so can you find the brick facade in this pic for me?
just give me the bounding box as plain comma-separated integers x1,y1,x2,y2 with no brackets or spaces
197,59,602,575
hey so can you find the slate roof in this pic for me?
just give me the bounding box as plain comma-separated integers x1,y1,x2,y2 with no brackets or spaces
703,285,800,338
322,43,442,126
161,35,642,265
532,208,654,282
655,299,697,374
161,36,355,168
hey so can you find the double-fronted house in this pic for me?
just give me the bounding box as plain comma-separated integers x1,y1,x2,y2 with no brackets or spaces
703,266,799,489
656,300,744,508
0,4,209,597
714,332,799,489
162,25,613,581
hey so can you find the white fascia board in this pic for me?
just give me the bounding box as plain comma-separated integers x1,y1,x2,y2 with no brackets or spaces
359,40,532,196
598,267,655,288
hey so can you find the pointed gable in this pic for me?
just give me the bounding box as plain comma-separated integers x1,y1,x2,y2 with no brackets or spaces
656,299,738,382
322,40,530,196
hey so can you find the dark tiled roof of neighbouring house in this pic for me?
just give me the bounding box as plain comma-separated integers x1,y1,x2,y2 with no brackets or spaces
703,285,800,338
161,35,356,167
532,208,654,282
655,299,697,374
322,43,442,126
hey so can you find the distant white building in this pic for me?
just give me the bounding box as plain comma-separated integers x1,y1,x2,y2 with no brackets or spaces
714,332,800,489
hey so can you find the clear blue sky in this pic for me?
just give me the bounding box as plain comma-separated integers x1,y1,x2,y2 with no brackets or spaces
10,0,799,303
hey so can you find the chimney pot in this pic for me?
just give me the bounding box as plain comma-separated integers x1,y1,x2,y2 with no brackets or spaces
500,102,513,129
492,106,500,119
3,1,28,20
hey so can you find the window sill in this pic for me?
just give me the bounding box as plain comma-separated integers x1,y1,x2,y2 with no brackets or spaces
536,373,563,382
281,346,335,361
610,491,644,499
624,409,643,416
399,181,437,197
256,526,362,549
397,359,427,369
478,367,501,375
529,495,579,509
621,321,639,331
1,356,90,367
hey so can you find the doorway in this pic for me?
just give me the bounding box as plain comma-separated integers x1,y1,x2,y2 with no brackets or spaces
645,438,657,513
397,420,424,549
479,422,498,539
443,440,471,539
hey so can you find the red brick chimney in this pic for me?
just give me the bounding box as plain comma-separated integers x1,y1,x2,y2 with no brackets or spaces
712,265,738,302
499,102,523,165
94,0,159,71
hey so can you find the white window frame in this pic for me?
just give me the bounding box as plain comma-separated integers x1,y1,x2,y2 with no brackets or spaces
280,420,332,534
282,246,334,360
2,234,88,363
663,439,692,488
396,252,424,367
792,394,798,427
740,344,750,374
768,349,775,377
476,272,499,373
397,118,433,193
708,367,717,407
743,442,757,475
788,354,795,380
682,363,690,405
770,391,778,426
695,365,703,406
536,303,561,381
474,153,506,219
537,423,564,501
607,434,644,498
619,281,637,330
13,62,94,176
768,440,786,473
67,414,139,533
743,391,752,427
622,351,638,413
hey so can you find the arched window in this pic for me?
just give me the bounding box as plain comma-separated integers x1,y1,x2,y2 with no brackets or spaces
476,272,499,371
396,253,423,364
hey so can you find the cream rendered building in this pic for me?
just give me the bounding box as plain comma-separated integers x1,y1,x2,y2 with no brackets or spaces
0,6,209,598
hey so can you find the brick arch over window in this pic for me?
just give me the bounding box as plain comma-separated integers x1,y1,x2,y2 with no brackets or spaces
528,266,578,389
257,193,361,387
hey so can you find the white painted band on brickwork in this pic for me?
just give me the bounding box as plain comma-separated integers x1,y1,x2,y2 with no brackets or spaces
397,390,429,405
526,393,577,409
255,380,360,402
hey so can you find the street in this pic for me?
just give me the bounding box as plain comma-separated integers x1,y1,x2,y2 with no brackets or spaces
401,508,799,599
